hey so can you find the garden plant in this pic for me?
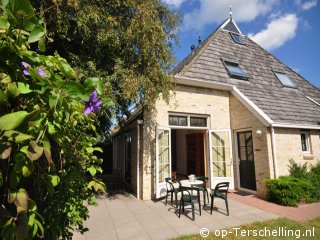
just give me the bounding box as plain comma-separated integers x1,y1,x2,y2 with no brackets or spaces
0,0,111,239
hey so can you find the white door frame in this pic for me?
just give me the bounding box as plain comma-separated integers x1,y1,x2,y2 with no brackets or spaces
155,126,171,199
208,129,234,190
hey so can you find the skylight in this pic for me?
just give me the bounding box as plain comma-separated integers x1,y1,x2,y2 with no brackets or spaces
273,71,296,88
230,32,244,45
222,60,248,80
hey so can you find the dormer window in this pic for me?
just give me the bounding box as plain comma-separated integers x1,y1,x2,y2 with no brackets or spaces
230,32,244,45
222,60,248,80
273,71,296,88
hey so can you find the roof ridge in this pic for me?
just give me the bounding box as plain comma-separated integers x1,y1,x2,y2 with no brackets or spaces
171,18,230,76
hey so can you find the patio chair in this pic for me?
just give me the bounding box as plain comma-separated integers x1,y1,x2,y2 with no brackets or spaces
178,186,201,221
210,182,230,216
165,177,181,208
196,176,209,207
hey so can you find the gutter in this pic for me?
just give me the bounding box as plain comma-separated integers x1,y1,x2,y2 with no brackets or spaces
136,120,143,200
270,127,278,179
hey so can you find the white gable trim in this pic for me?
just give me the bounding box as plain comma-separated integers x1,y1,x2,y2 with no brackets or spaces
231,87,273,126
219,17,243,35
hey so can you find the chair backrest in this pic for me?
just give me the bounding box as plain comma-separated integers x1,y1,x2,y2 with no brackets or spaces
165,177,174,191
196,176,208,187
214,182,229,196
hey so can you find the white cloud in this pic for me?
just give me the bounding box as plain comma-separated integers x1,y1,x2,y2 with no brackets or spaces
295,0,317,10
183,0,278,30
248,14,298,51
301,0,317,10
162,0,186,8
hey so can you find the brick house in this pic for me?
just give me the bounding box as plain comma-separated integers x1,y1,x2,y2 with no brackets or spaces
112,16,320,200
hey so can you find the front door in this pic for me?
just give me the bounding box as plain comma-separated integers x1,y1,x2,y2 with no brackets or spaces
209,130,233,189
156,127,171,198
237,131,257,191
186,133,204,176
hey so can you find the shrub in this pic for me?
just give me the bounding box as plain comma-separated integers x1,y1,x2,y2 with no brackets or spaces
288,159,308,178
265,176,315,206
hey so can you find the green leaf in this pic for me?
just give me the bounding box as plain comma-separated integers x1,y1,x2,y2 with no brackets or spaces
27,141,43,161
0,143,12,159
15,215,28,240
58,61,76,79
7,83,21,98
28,26,45,43
49,175,60,187
84,77,104,95
17,82,32,94
88,180,106,193
0,89,7,103
9,172,21,189
0,111,28,130
22,162,34,177
60,82,86,98
38,39,46,52
43,138,55,169
3,130,33,142
14,189,29,214
87,166,96,176
0,16,9,30
47,122,56,135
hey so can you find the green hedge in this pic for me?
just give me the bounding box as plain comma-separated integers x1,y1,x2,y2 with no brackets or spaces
265,176,315,206
265,161,320,207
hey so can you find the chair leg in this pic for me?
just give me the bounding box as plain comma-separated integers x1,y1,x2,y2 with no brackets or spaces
171,192,173,203
191,202,195,221
206,190,209,204
165,193,168,205
203,191,206,207
174,192,178,208
210,196,214,215
225,198,229,216
179,199,182,218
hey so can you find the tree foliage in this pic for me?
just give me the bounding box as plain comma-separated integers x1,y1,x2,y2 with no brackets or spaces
31,0,181,117
0,0,108,238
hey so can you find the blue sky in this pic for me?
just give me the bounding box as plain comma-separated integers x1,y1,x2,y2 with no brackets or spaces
164,0,320,87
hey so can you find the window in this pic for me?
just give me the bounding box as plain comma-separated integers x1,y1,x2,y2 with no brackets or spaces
222,60,248,80
168,114,208,128
169,116,187,126
230,32,245,45
190,117,207,127
274,71,296,88
301,131,310,152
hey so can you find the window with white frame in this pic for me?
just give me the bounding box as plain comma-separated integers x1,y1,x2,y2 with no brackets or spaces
300,131,310,152
168,114,208,127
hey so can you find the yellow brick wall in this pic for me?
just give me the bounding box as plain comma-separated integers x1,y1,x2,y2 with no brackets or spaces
274,128,320,176
229,94,273,197
141,84,231,199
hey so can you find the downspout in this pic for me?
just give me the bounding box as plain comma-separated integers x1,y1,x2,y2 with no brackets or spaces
270,126,278,178
137,120,143,200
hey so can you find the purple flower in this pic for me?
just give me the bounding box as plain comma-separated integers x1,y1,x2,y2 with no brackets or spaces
37,68,46,77
84,90,103,115
21,61,31,76
22,69,30,76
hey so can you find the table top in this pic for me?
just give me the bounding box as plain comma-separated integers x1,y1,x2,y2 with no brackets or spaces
180,179,203,187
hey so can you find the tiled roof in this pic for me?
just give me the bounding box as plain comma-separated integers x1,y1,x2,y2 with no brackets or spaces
172,18,320,126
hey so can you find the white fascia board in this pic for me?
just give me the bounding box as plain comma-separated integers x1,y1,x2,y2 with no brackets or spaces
271,123,320,130
231,87,273,126
174,75,233,91
219,18,243,35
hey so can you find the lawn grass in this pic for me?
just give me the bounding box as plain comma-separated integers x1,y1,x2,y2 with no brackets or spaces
175,217,320,239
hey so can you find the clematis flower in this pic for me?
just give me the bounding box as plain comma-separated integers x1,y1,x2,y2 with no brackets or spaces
84,90,103,115
37,68,46,77
21,61,31,76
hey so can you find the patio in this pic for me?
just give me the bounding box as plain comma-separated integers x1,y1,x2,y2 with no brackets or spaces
73,175,279,240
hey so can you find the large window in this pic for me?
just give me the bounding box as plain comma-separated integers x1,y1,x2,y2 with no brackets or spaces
273,71,296,88
301,131,310,152
222,60,248,80
169,114,208,128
